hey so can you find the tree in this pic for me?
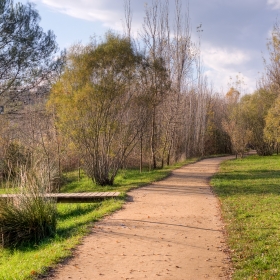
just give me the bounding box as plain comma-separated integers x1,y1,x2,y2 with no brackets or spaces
0,0,58,95
241,89,276,155
222,119,252,158
225,87,240,104
263,19,280,92
222,85,277,157
222,88,252,158
204,95,232,155
264,95,280,147
252,18,280,155
49,33,143,186
140,0,199,167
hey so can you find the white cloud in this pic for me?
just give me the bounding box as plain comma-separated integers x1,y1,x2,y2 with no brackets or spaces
31,0,124,30
202,45,250,71
267,0,280,9
201,45,255,93
29,0,259,93
205,69,256,94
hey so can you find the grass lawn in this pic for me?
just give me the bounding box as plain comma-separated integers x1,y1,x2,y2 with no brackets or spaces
211,154,280,279
0,158,197,279
60,164,194,193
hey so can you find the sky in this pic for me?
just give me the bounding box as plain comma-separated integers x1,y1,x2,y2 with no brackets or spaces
20,0,280,94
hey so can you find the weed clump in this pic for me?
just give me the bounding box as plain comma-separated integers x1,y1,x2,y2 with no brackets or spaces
0,196,57,247
0,163,57,248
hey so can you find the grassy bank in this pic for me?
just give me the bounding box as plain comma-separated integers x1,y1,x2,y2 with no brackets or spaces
0,158,197,279
211,154,280,279
61,163,196,194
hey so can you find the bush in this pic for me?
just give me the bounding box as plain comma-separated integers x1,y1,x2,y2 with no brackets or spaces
0,164,57,248
0,141,30,181
0,195,57,248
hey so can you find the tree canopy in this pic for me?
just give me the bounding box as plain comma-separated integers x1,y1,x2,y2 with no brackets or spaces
0,0,58,95
49,33,143,185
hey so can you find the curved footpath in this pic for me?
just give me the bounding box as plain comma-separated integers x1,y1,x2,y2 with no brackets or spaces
49,156,234,280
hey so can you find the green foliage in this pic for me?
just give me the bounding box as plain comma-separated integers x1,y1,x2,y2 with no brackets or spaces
0,196,57,248
0,0,58,95
264,95,280,144
240,89,276,155
212,155,280,279
49,32,143,186
223,87,277,157
0,162,57,248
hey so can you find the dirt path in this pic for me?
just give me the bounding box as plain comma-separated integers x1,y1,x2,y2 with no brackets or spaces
50,156,233,280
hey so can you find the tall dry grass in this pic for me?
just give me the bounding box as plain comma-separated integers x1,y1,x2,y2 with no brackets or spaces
0,160,58,248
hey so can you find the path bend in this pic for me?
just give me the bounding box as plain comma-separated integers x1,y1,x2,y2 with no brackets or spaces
50,156,233,280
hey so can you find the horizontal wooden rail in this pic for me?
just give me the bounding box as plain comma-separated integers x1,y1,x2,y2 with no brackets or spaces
0,192,121,203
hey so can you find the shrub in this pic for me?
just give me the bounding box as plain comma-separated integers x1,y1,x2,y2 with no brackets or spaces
0,141,30,181
0,164,57,248
0,196,57,247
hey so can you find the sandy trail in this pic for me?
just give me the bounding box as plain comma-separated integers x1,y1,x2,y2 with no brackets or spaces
49,156,233,280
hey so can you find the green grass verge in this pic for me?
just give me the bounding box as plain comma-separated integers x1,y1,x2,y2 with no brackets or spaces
60,160,198,194
211,154,280,279
0,158,197,279
0,200,122,279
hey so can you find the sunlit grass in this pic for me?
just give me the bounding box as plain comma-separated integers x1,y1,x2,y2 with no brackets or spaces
211,154,280,279
0,199,122,279
61,159,198,193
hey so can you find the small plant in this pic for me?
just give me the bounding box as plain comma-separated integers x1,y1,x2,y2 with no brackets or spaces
0,162,57,248
0,196,56,248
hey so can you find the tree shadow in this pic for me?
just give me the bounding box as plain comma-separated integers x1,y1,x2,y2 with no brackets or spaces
213,169,280,196
57,203,100,221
